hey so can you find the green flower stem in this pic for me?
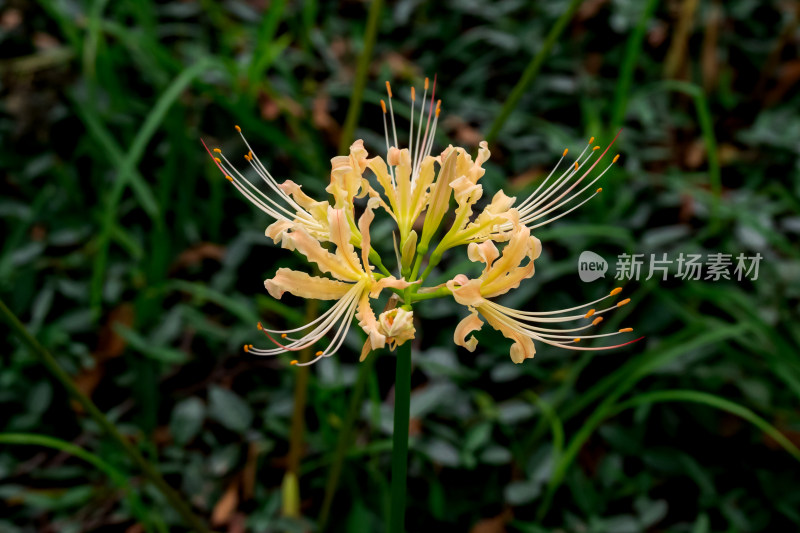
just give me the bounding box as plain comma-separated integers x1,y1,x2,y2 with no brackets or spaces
389,340,412,533
410,286,452,302
0,298,212,533
418,248,444,282
409,242,429,281
370,248,393,277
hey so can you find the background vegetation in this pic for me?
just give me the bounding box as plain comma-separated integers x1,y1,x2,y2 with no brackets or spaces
2,0,800,531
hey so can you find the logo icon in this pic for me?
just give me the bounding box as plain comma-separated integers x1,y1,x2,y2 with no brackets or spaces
578,251,608,282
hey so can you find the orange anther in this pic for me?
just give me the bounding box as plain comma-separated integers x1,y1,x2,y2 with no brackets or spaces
596,188,603,193
619,327,633,333
610,287,622,296
435,107,441,117
411,87,415,101
574,161,579,170
584,309,595,318
235,125,241,132
213,148,221,153
592,317,604,326
380,100,387,113
385,81,392,98
593,146,600,151
243,345,249,352
573,338,581,343
315,350,323,356
424,77,429,90
214,157,221,163
612,154,620,163
589,136,595,144
281,333,287,338
617,298,631,307
257,322,263,330
562,148,568,157
290,360,298,365
225,175,233,181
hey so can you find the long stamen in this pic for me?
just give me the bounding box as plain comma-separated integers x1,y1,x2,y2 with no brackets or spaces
414,75,436,179
412,77,429,181
524,131,621,218
517,141,596,215
250,283,363,356
491,287,625,317
409,86,415,177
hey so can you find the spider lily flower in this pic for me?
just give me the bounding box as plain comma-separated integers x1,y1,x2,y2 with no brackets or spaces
365,79,441,271
210,77,640,366
445,223,640,363
248,199,413,365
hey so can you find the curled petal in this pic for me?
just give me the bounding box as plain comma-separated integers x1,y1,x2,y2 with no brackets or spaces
278,180,329,220
467,240,500,273
356,292,386,350
327,206,365,278
328,140,368,207
450,175,483,206
265,220,293,244
529,235,542,260
447,278,484,307
454,312,483,352
265,268,352,300
367,156,399,218
482,310,536,364
370,276,415,298
357,197,381,276
281,226,361,281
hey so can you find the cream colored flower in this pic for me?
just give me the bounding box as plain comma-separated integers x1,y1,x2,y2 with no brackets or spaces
250,199,412,365
446,223,638,363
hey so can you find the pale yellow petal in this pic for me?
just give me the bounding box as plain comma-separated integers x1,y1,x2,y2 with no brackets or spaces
370,276,415,298
357,197,380,276
481,306,535,364
265,268,351,300
419,150,457,247
265,220,293,243
327,140,368,208
467,240,500,273
446,277,484,307
356,291,386,350
367,156,399,218
480,225,538,298
281,226,361,281
278,180,328,220
454,312,483,352
327,206,365,278
388,147,413,230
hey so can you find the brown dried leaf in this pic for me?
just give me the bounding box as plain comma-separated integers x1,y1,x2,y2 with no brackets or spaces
170,242,226,273
212,479,239,527
95,304,134,361
470,509,512,533
242,442,259,501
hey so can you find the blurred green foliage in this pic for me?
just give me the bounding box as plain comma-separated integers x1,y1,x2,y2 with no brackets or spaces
2,0,800,531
